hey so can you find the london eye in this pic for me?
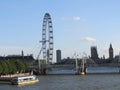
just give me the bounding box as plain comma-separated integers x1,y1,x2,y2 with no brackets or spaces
39,13,54,64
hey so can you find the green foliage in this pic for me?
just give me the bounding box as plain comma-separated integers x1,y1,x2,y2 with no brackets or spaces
22,60,28,71
9,60,17,74
4,60,12,74
39,60,46,65
0,59,28,75
34,59,46,65
1,61,9,75
0,61,3,75
15,60,28,73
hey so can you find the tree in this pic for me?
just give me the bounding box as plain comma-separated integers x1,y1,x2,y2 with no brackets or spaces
15,60,28,73
1,61,9,75
22,60,28,72
4,60,13,74
9,59,17,74
0,59,29,75
0,61,3,75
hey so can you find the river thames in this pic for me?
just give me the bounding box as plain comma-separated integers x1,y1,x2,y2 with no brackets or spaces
0,74,120,90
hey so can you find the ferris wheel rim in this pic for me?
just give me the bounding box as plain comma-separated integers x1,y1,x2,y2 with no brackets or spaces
42,13,53,64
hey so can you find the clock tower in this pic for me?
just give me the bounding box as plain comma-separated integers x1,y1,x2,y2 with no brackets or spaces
109,43,113,62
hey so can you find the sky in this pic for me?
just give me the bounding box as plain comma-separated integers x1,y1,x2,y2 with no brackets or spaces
0,0,120,62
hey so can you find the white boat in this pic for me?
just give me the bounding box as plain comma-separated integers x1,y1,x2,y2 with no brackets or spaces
11,75,39,85
81,72,85,75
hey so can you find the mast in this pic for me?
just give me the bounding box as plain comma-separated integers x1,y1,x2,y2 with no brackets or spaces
81,57,85,75
75,53,78,73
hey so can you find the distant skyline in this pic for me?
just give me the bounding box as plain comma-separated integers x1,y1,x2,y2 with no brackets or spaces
0,0,120,61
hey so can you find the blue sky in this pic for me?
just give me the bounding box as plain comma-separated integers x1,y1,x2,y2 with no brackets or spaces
0,0,120,61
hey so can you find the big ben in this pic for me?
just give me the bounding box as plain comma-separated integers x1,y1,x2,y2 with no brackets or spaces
109,43,113,61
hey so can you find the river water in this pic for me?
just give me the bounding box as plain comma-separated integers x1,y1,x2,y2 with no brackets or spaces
0,74,120,90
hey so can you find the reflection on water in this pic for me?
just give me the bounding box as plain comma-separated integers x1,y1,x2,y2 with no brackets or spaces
87,67,120,74
0,74,120,90
48,68,76,75
48,67,120,75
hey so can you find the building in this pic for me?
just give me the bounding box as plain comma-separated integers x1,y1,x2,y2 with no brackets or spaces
91,46,99,60
109,43,114,61
56,50,61,63
0,51,35,66
5,55,34,66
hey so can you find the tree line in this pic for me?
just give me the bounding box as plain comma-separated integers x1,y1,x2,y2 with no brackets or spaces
0,59,28,75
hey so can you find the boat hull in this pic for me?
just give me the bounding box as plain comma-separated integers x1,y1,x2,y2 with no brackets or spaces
16,79,39,85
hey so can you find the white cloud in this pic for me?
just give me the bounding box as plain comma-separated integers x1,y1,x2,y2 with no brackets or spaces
61,17,67,21
81,37,96,43
73,16,80,21
61,16,80,21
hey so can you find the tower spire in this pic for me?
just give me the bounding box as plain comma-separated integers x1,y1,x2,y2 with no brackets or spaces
110,43,112,48
109,43,113,62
